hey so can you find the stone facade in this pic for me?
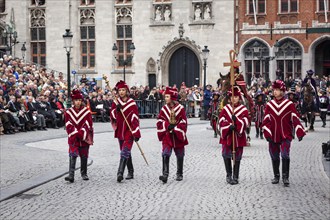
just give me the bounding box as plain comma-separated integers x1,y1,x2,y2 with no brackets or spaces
0,0,235,88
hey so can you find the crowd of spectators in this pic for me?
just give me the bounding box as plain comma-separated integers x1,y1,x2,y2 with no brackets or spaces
1,53,329,136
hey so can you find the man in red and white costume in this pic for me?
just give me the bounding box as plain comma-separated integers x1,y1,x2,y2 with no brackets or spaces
64,89,94,183
157,87,188,183
110,80,141,182
262,80,306,187
218,86,249,185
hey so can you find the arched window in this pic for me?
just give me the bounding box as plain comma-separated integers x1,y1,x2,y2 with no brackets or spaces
244,40,270,86
276,39,302,79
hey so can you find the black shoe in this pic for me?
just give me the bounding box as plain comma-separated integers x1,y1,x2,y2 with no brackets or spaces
81,157,89,181
117,158,127,182
231,160,240,185
160,156,170,183
224,158,233,184
176,157,184,181
54,126,59,129
125,156,134,180
42,127,47,130
64,156,77,183
37,127,42,130
282,159,290,187
214,133,217,138
260,132,264,139
271,160,280,184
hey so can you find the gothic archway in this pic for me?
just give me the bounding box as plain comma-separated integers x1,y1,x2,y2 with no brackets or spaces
310,35,330,77
159,37,202,87
169,46,199,87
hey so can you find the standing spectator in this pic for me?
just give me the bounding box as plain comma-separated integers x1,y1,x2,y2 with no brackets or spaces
80,74,89,85
203,85,212,120
193,89,202,118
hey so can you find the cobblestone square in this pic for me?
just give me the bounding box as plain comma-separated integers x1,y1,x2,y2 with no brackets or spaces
0,118,329,219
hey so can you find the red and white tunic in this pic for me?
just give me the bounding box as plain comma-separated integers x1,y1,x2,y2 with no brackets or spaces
110,97,141,140
156,103,188,148
217,103,249,147
261,97,306,143
65,106,93,147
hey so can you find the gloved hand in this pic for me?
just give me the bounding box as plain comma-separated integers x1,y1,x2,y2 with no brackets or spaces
229,125,235,131
116,104,121,112
168,124,175,131
266,137,273,143
232,115,237,122
298,136,303,142
134,137,140,142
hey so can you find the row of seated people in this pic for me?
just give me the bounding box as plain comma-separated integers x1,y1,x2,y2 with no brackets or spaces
0,94,64,134
87,95,112,122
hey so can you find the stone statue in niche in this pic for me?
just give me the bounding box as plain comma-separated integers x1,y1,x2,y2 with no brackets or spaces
155,6,162,21
164,6,171,22
194,4,202,21
204,4,211,20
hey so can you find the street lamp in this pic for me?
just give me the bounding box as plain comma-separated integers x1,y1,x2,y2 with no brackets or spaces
202,45,210,90
63,29,73,108
21,42,26,61
200,45,210,120
112,42,136,82
252,40,279,81
2,24,18,55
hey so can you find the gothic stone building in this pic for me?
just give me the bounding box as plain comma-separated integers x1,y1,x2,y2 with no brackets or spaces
235,0,330,86
0,0,235,88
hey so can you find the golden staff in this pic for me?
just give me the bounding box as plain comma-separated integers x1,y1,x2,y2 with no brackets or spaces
114,97,149,166
223,50,241,165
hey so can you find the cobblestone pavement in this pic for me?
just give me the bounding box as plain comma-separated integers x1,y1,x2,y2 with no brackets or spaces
0,118,329,219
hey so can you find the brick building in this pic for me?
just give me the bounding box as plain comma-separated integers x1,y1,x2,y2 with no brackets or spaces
235,0,330,86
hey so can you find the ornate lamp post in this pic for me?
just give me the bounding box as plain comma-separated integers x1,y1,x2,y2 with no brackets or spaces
21,42,26,61
2,24,18,55
112,42,136,82
202,45,210,90
200,45,210,120
63,29,73,108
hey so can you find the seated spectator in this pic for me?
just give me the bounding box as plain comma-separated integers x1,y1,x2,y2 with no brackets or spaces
0,96,15,134
27,96,47,130
7,95,27,132
36,95,59,129
49,96,64,127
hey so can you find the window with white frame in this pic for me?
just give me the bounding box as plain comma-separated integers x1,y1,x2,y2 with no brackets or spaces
276,39,302,79
244,40,270,86
115,3,133,68
80,8,95,68
30,8,46,66
318,0,330,11
247,0,266,14
279,0,298,13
